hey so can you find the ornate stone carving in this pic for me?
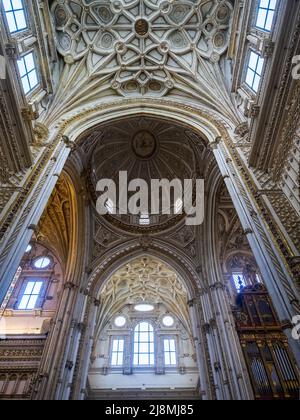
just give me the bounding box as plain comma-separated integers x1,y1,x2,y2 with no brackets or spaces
52,0,233,96
267,193,300,253
94,224,121,248
93,256,192,342
132,131,157,159
0,337,46,384
37,175,72,267
168,225,195,246
33,122,49,144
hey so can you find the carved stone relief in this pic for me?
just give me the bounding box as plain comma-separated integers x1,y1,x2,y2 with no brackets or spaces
37,176,72,267
0,338,46,400
52,0,233,96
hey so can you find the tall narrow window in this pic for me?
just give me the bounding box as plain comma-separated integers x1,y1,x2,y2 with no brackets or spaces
245,51,264,93
18,281,43,310
164,338,177,366
133,322,154,366
256,0,277,32
232,273,246,291
3,0,28,34
17,52,39,95
111,339,124,366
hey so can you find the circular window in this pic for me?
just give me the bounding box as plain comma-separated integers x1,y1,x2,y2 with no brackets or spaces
162,315,174,327
25,245,32,253
114,316,126,327
34,257,51,269
134,304,154,312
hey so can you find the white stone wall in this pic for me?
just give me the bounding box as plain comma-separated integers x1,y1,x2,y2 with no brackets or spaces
89,303,198,392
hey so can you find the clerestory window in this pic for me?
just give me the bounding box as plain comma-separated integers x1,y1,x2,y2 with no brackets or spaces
245,51,265,93
17,51,39,95
256,0,277,32
3,0,28,34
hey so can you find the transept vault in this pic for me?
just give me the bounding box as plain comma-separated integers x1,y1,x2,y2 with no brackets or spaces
0,0,300,401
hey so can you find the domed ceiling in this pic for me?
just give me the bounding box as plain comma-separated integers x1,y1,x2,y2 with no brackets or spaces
76,116,212,231
91,117,197,182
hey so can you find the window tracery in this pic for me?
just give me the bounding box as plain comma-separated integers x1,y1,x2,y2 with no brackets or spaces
108,317,179,370
91,257,196,386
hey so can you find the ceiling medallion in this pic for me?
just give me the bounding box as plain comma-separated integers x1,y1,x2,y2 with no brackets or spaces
132,130,157,159
135,19,149,36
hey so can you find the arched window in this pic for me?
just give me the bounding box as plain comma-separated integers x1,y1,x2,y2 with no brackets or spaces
2,243,62,313
133,322,154,366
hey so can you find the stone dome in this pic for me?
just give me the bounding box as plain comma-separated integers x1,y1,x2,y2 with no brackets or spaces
83,116,209,232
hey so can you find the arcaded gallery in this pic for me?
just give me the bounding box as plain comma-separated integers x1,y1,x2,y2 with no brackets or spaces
0,0,299,401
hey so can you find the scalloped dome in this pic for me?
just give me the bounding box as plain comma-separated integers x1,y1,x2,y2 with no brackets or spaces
91,117,198,183
83,117,209,231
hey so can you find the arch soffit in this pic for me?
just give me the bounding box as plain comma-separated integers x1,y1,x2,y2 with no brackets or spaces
88,242,203,301
48,100,234,147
